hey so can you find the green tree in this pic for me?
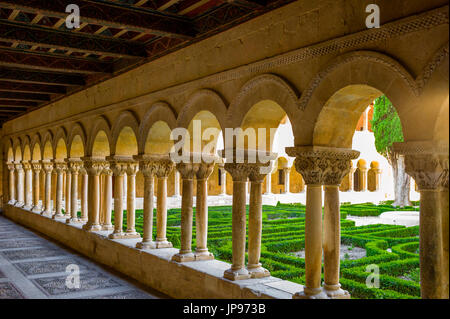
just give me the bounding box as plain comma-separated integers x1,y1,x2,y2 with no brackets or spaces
371,95,412,207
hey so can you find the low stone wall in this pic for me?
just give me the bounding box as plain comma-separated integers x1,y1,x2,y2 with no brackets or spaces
3,205,302,299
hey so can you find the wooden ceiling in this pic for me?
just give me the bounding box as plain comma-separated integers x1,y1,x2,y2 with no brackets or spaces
0,0,295,125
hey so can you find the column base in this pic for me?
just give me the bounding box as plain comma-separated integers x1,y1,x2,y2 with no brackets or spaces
109,232,127,239
136,241,156,249
102,224,114,231
79,217,88,223
82,224,102,232
194,250,215,261
52,213,65,219
172,251,195,262
22,204,33,211
66,217,81,224
247,265,271,279
40,211,52,218
8,200,17,205
14,201,24,207
31,206,42,213
293,287,329,299
154,239,173,249
223,267,251,281
323,284,351,299
124,231,141,239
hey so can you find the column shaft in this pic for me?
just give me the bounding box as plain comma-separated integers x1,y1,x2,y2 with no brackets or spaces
65,171,72,216
24,166,33,209
54,168,64,218
110,174,125,238
195,178,213,260
155,176,171,247
80,172,88,222
137,173,155,249
102,172,113,230
125,171,140,237
8,165,15,204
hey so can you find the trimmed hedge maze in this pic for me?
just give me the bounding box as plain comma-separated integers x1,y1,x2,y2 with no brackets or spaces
121,202,421,299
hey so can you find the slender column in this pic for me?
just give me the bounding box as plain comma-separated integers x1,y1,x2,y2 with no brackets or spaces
125,163,140,238
223,163,250,280
219,165,227,196
440,186,449,298
67,159,82,223
82,158,104,232
136,159,157,249
172,170,181,198
102,168,114,231
41,160,53,217
53,162,66,218
23,161,33,210
194,162,215,260
108,160,127,239
14,162,24,207
283,168,291,193
80,169,88,222
7,162,16,205
155,163,173,248
172,162,196,262
247,164,271,278
31,161,41,212
264,172,272,195
65,167,72,216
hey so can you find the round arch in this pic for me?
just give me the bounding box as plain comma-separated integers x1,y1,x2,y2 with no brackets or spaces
111,111,139,156
67,123,87,158
86,116,112,157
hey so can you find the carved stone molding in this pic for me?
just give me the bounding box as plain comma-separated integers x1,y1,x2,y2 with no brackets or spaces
223,163,249,182
41,160,54,173
54,161,67,174
6,162,15,171
21,161,32,171
286,146,360,185
81,157,107,176
31,160,41,172
176,162,198,180
66,159,83,174
106,155,131,176
196,162,215,180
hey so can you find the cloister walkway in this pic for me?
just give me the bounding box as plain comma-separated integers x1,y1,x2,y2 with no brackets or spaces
0,214,166,299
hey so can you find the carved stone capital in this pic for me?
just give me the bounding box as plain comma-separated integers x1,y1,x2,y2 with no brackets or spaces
41,160,54,173
6,162,15,171
14,162,23,172
196,162,215,180
126,162,139,176
106,156,130,176
224,163,250,182
81,157,107,176
176,162,198,180
68,160,83,175
54,161,67,174
134,154,173,178
31,161,42,172
394,141,449,190
286,146,360,185
21,161,32,171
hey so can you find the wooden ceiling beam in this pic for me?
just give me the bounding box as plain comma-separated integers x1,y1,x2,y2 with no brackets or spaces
0,21,147,58
0,67,85,86
0,81,67,94
0,92,51,102
0,0,195,38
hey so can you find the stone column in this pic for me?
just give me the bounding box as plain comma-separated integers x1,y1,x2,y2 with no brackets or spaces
53,161,66,218
172,170,181,198
286,146,359,299
82,158,105,232
108,159,127,239
136,158,156,249
322,149,358,299
283,167,291,193
223,162,250,280
23,161,33,210
219,165,227,196
14,162,24,207
67,159,82,224
102,167,114,231
80,169,88,222
394,141,449,299
155,160,174,249
194,162,215,261
7,162,16,205
247,163,272,278
41,160,53,217
125,163,140,238
65,166,72,216
264,172,272,195
172,162,197,262
31,161,41,212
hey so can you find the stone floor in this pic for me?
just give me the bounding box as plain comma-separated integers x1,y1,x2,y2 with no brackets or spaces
0,214,167,299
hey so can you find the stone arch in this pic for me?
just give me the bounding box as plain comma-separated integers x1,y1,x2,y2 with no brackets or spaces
67,123,87,158
111,111,139,156
354,159,367,192
53,127,68,160
30,133,42,161
21,136,31,161
138,102,177,155
41,131,54,160
229,75,298,152
87,116,112,157
4,138,14,162
13,138,22,162
296,51,418,146
176,90,227,156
